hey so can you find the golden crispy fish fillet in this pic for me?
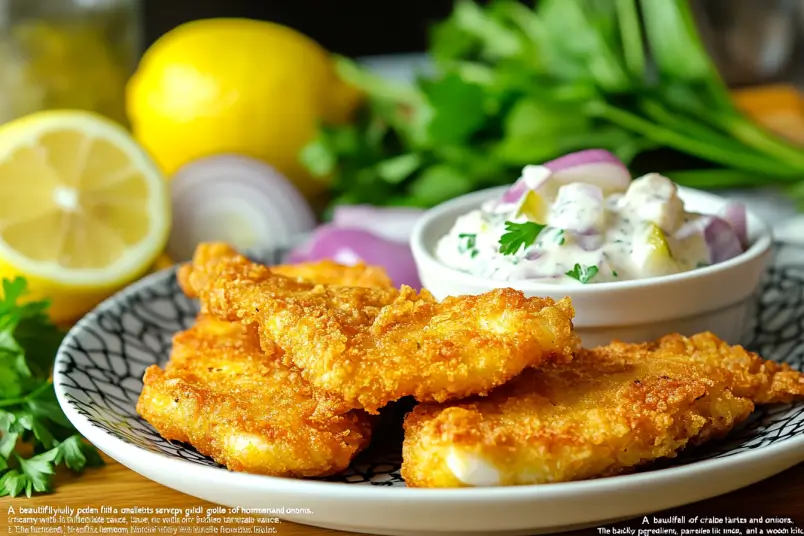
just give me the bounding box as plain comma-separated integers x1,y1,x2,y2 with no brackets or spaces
137,260,394,477
401,333,804,487
177,257,394,296
182,242,580,415
137,315,373,477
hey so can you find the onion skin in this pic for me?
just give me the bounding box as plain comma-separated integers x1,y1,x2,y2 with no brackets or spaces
287,225,421,289
331,205,424,242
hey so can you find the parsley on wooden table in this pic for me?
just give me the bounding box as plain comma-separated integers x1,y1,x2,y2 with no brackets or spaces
498,221,546,255
566,263,600,284
0,277,103,498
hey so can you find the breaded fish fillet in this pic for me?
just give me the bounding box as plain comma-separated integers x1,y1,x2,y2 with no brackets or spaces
138,260,393,477
402,333,804,487
182,242,580,414
177,257,394,296
137,315,373,477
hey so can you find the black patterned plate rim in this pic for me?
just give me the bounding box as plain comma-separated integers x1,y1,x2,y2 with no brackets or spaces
53,257,804,496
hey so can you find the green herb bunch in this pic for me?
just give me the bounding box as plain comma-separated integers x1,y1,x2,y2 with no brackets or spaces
302,0,804,211
0,278,102,497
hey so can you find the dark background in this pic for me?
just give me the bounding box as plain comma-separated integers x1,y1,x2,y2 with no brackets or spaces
142,0,471,56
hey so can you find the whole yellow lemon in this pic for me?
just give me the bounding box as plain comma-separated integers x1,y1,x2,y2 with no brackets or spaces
126,18,361,198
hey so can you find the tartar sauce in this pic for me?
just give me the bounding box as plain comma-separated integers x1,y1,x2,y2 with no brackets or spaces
436,166,745,284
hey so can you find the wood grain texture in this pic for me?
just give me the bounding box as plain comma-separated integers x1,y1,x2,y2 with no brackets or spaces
1,456,802,535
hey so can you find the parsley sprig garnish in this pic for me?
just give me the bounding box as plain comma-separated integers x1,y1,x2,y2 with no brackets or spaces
498,221,546,255
566,263,599,284
0,278,103,497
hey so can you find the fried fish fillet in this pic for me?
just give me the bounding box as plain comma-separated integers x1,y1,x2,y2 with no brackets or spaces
137,315,373,477
402,333,804,487
137,260,394,477
182,242,580,414
178,257,394,296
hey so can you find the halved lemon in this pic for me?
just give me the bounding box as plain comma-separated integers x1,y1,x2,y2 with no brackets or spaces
0,110,170,322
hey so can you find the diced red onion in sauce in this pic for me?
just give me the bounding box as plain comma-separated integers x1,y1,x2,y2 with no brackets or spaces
501,179,528,204
702,216,744,264
720,202,748,249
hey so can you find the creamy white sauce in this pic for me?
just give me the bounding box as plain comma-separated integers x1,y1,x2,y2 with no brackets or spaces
436,171,724,284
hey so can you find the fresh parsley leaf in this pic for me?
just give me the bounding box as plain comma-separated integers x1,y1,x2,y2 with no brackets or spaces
0,432,18,460
16,448,59,497
0,410,16,433
0,277,102,497
375,153,422,184
0,362,23,399
499,221,546,255
299,137,337,178
29,414,57,450
0,469,25,498
432,0,524,63
420,73,488,146
566,263,599,284
612,270,619,277
409,165,474,206
57,435,104,472
26,386,72,429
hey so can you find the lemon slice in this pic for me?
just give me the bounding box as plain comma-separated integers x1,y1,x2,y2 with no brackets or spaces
0,110,170,321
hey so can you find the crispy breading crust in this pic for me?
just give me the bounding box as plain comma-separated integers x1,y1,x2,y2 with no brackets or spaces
177,256,394,297
137,316,373,477
183,243,580,414
139,258,393,477
401,333,804,487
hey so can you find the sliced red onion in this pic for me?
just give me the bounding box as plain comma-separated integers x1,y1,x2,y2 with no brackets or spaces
703,216,745,264
493,166,552,210
168,155,316,262
287,225,420,289
332,205,424,243
501,179,528,204
544,149,631,193
720,202,748,249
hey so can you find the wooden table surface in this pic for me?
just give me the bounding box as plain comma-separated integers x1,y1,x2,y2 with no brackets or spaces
2,455,802,534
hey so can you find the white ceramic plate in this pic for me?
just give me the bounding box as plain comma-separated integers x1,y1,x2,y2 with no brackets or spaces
54,246,804,536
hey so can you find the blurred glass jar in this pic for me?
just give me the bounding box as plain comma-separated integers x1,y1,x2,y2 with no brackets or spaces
695,0,799,86
0,0,141,125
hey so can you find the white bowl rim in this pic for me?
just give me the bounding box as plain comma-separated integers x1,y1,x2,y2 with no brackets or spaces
409,186,773,295
53,265,803,503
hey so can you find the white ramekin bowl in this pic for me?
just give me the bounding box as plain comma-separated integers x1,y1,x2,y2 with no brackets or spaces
410,186,773,347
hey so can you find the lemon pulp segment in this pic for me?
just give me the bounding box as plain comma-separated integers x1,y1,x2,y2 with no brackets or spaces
0,111,169,288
